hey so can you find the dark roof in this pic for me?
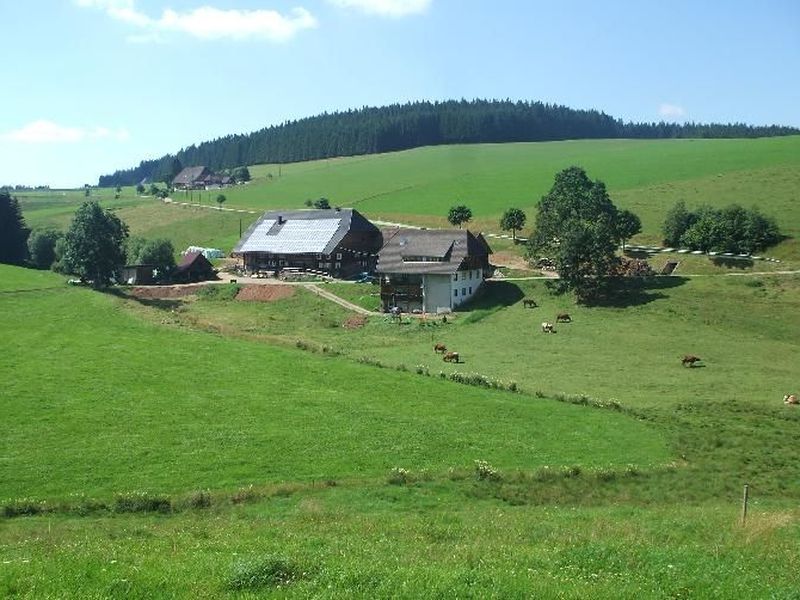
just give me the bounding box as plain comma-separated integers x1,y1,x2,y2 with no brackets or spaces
232,208,379,256
176,251,213,272
173,166,210,186
376,229,492,275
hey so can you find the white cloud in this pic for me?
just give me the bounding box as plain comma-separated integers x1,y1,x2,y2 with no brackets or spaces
1,120,129,144
658,103,686,120
75,1,317,42
327,0,431,17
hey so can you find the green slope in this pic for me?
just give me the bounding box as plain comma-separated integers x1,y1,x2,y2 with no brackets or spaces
0,265,668,500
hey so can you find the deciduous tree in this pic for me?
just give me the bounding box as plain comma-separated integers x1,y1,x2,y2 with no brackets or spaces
616,209,642,249
447,204,472,229
526,166,634,303
499,208,527,241
61,201,129,287
27,228,62,270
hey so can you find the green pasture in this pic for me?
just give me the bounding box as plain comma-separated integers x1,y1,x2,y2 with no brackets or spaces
2,264,800,597
15,136,800,266
0,266,666,501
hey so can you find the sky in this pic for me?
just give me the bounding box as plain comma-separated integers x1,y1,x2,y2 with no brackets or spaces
1,0,798,188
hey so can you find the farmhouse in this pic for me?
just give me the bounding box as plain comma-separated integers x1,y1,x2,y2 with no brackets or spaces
232,208,383,278
376,229,492,313
172,166,211,190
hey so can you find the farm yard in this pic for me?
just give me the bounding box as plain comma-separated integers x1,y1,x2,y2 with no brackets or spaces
3,136,800,597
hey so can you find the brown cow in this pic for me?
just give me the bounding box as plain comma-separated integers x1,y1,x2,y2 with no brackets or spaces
434,343,447,354
443,351,460,363
522,298,537,308
784,394,798,405
681,355,702,367
556,313,571,323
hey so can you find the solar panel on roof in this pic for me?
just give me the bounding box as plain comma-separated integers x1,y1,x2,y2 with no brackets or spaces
239,218,341,254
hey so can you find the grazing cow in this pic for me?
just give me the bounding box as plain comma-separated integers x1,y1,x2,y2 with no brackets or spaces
443,351,460,363
555,312,572,323
681,355,702,367
541,322,555,333
434,343,447,354
784,394,799,405
523,298,537,308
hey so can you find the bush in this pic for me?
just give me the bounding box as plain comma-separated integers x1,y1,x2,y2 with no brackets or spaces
2,498,47,518
227,556,307,590
196,283,240,301
387,467,410,485
474,460,501,481
231,484,261,505
27,228,62,270
187,489,212,509
114,492,171,514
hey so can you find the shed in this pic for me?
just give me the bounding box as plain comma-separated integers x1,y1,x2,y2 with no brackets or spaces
173,251,215,283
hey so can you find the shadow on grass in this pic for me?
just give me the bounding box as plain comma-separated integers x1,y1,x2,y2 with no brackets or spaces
583,276,689,308
711,257,754,270
460,281,525,311
103,287,185,311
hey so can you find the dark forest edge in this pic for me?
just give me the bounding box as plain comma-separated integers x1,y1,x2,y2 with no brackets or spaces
98,99,799,187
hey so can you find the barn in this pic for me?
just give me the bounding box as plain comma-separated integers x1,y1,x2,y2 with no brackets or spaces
376,229,492,313
232,208,383,278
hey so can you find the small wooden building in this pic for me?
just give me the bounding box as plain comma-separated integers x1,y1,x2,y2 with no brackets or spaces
120,264,157,285
232,208,383,278
173,251,215,283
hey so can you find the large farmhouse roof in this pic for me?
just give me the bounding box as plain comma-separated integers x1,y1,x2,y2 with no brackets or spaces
376,229,492,275
233,208,377,256
173,166,210,186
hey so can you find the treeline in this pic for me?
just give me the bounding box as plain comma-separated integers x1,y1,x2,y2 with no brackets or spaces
99,99,799,186
662,201,781,254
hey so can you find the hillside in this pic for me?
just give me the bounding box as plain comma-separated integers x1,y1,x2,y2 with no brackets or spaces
97,99,799,186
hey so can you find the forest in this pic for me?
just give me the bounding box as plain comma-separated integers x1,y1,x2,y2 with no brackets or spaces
98,99,799,187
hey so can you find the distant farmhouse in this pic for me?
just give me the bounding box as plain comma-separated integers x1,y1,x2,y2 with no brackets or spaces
376,229,492,313
172,166,232,190
232,208,383,278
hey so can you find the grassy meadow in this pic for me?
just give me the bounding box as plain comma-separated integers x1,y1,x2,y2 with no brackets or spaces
4,136,800,596
2,264,800,597
14,136,800,268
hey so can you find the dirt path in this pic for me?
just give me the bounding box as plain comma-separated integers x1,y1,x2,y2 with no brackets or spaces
304,284,376,315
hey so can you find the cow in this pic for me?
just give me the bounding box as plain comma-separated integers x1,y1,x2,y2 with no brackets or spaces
522,298,537,308
434,343,447,354
681,355,702,367
555,313,571,323
443,351,460,363
541,322,555,333
784,394,799,405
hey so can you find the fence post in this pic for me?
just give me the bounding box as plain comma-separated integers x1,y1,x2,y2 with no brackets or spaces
741,484,749,525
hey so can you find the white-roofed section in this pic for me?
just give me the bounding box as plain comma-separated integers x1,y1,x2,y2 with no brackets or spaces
239,218,342,254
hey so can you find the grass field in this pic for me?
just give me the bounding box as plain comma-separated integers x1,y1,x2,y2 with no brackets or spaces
15,136,800,266
2,264,800,597
5,135,800,596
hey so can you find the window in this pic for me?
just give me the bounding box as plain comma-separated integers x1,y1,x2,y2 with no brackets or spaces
469,287,472,295
469,271,473,280
336,253,342,260
453,274,458,281
453,289,458,297
335,262,341,269
460,272,465,280
462,287,466,296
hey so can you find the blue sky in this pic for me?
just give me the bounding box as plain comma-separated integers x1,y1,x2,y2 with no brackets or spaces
1,0,798,188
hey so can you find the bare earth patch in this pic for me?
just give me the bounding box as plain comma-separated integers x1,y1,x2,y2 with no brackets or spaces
343,315,367,329
235,284,295,302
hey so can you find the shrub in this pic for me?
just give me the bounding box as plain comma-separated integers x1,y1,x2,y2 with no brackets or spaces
387,467,410,485
231,484,261,505
227,556,307,590
196,283,240,301
187,489,212,509
415,364,429,376
474,460,501,482
114,492,171,514
2,498,47,518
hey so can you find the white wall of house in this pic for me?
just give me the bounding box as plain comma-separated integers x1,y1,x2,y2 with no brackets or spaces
422,274,453,313
451,268,483,308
